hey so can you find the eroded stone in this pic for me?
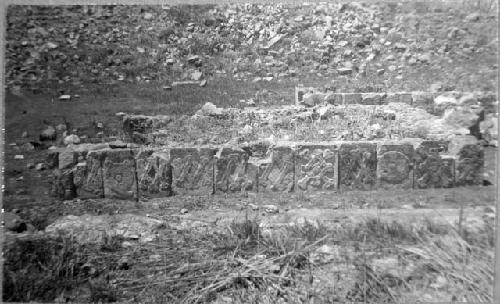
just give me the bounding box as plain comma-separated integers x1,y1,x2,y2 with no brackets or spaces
258,146,294,192
343,93,362,105
339,143,377,190
414,141,454,188
103,149,138,200
215,147,255,193
295,144,339,192
73,150,104,198
376,143,414,189
170,147,216,194
455,144,484,186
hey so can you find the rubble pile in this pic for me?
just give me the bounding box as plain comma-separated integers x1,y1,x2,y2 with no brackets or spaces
6,3,497,92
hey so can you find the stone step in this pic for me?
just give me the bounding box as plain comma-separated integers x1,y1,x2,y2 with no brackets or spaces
47,139,485,201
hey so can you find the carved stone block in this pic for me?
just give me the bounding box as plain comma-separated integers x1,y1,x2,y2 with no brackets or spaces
258,146,295,192
339,143,377,191
414,141,454,188
170,148,216,194
376,143,414,189
102,149,138,200
215,147,255,193
455,144,484,186
295,144,339,192
73,150,104,198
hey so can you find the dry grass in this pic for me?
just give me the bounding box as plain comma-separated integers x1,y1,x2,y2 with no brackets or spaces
4,212,494,303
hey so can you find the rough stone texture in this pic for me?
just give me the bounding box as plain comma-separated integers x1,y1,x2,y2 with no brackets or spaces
170,147,216,194
325,93,343,105
343,93,362,105
399,93,413,104
361,93,386,105
215,147,255,193
46,150,59,169
455,144,484,186
258,146,295,192
339,143,377,191
414,141,454,189
102,149,138,200
73,150,104,198
50,169,76,200
295,144,339,192
135,149,173,197
376,143,414,189
58,150,77,170
411,92,434,112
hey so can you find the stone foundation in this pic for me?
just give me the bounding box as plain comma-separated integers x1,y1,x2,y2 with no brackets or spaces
48,139,485,200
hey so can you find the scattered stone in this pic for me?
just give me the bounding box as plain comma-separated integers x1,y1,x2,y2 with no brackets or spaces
180,208,188,214
35,163,46,171
21,131,28,138
263,205,279,214
163,85,172,90
191,71,203,81
14,154,24,160
249,203,259,211
4,212,28,233
64,134,81,145
198,102,223,116
200,79,207,87
337,67,353,75
56,124,67,132
59,95,71,101
40,126,56,141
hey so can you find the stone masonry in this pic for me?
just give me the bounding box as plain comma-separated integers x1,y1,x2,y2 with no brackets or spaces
48,139,485,201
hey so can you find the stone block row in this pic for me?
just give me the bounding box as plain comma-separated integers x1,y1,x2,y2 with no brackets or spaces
47,140,484,200
295,87,497,114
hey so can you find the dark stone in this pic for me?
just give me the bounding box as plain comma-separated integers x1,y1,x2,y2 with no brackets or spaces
215,147,255,193
73,151,104,198
102,149,138,200
339,143,377,191
414,141,454,188
455,144,484,186
170,148,216,194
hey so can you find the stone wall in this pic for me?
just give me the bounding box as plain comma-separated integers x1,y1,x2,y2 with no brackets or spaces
295,87,497,115
47,139,485,200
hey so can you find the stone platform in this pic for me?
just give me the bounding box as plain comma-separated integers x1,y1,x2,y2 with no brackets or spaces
48,138,485,201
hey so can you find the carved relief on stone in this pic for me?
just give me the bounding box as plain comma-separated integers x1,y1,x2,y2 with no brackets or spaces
376,144,414,189
339,143,377,191
74,150,104,198
215,148,255,193
170,148,216,194
455,144,484,186
258,146,294,192
296,144,338,192
414,141,454,189
103,149,138,200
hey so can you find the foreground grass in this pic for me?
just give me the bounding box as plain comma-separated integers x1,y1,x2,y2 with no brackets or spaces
4,212,494,303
